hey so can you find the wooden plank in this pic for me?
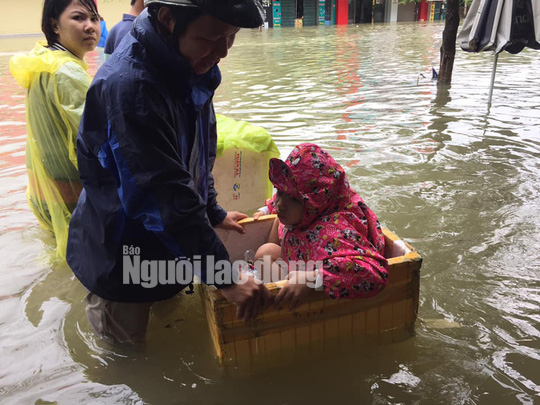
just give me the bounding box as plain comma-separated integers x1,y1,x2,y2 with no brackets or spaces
248,336,266,367
280,327,296,353
294,324,311,362
309,321,325,357
221,342,236,366
206,320,222,360
219,300,238,325
411,266,421,325
387,263,411,285
323,317,339,343
392,299,408,329
200,221,422,369
379,303,393,333
294,324,311,346
252,335,264,357
205,260,421,333
263,330,282,359
404,297,415,325
366,307,379,334
200,286,224,361
233,339,253,369
338,314,353,346
351,310,367,337
215,280,416,342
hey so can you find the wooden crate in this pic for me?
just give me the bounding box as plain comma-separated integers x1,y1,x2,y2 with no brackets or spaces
201,215,422,367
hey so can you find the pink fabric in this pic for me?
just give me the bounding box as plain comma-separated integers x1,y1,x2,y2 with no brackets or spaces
267,143,388,299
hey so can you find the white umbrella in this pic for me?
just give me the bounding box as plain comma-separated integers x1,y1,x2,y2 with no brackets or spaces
458,0,540,104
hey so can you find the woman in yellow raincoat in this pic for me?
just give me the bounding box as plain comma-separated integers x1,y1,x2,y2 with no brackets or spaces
10,0,101,258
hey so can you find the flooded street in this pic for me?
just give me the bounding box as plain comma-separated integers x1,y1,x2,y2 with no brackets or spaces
1,21,540,404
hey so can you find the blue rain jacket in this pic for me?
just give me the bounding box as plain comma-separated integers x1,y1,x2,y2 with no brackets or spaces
67,10,230,302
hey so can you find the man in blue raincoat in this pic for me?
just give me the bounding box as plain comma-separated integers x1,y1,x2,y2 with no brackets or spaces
67,0,271,344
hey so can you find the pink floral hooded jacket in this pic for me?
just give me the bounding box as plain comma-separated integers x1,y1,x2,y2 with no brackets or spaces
268,143,388,299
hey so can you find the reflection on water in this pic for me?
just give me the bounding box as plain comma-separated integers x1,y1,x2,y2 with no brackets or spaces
1,23,540,404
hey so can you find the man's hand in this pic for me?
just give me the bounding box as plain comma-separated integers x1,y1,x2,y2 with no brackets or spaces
220,277,273,322
274,271,315,311
215,211,248,234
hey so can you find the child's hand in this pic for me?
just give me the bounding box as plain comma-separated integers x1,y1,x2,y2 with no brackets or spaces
216,211,248,234
253,211,264,220
274,271,315,311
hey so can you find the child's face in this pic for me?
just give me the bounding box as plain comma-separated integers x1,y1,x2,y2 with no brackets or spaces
275,190,304,226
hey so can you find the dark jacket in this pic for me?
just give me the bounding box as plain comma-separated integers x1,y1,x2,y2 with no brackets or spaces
104,13,136,55
67,10,230,302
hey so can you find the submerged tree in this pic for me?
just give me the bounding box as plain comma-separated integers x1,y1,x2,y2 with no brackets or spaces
437,0,461,85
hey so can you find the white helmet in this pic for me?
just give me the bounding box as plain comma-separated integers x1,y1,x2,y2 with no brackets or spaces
143,0,265,28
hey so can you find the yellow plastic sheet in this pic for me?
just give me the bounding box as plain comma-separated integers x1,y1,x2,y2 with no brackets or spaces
10,41,91,259
215,114,280,214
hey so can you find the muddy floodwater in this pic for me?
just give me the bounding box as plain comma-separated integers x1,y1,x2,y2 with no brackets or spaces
1,18,539,405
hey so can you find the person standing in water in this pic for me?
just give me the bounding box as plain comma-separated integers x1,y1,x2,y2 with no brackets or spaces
10,0,100,259
67,0,271,344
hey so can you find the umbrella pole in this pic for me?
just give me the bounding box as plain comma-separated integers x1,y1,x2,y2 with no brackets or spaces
488,53,499,105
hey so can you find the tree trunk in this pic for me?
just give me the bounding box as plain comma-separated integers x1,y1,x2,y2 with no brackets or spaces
438,0,461,86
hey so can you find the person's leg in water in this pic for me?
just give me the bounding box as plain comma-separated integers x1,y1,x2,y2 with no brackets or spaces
86,293,153,345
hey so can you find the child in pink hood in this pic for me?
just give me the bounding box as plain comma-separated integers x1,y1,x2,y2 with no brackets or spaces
255,143,388,310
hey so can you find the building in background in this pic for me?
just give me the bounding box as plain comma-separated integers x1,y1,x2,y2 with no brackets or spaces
269,0,446,27
417,0,447,22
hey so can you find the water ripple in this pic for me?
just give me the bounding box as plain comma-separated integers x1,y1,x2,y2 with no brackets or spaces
1,22,540,404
